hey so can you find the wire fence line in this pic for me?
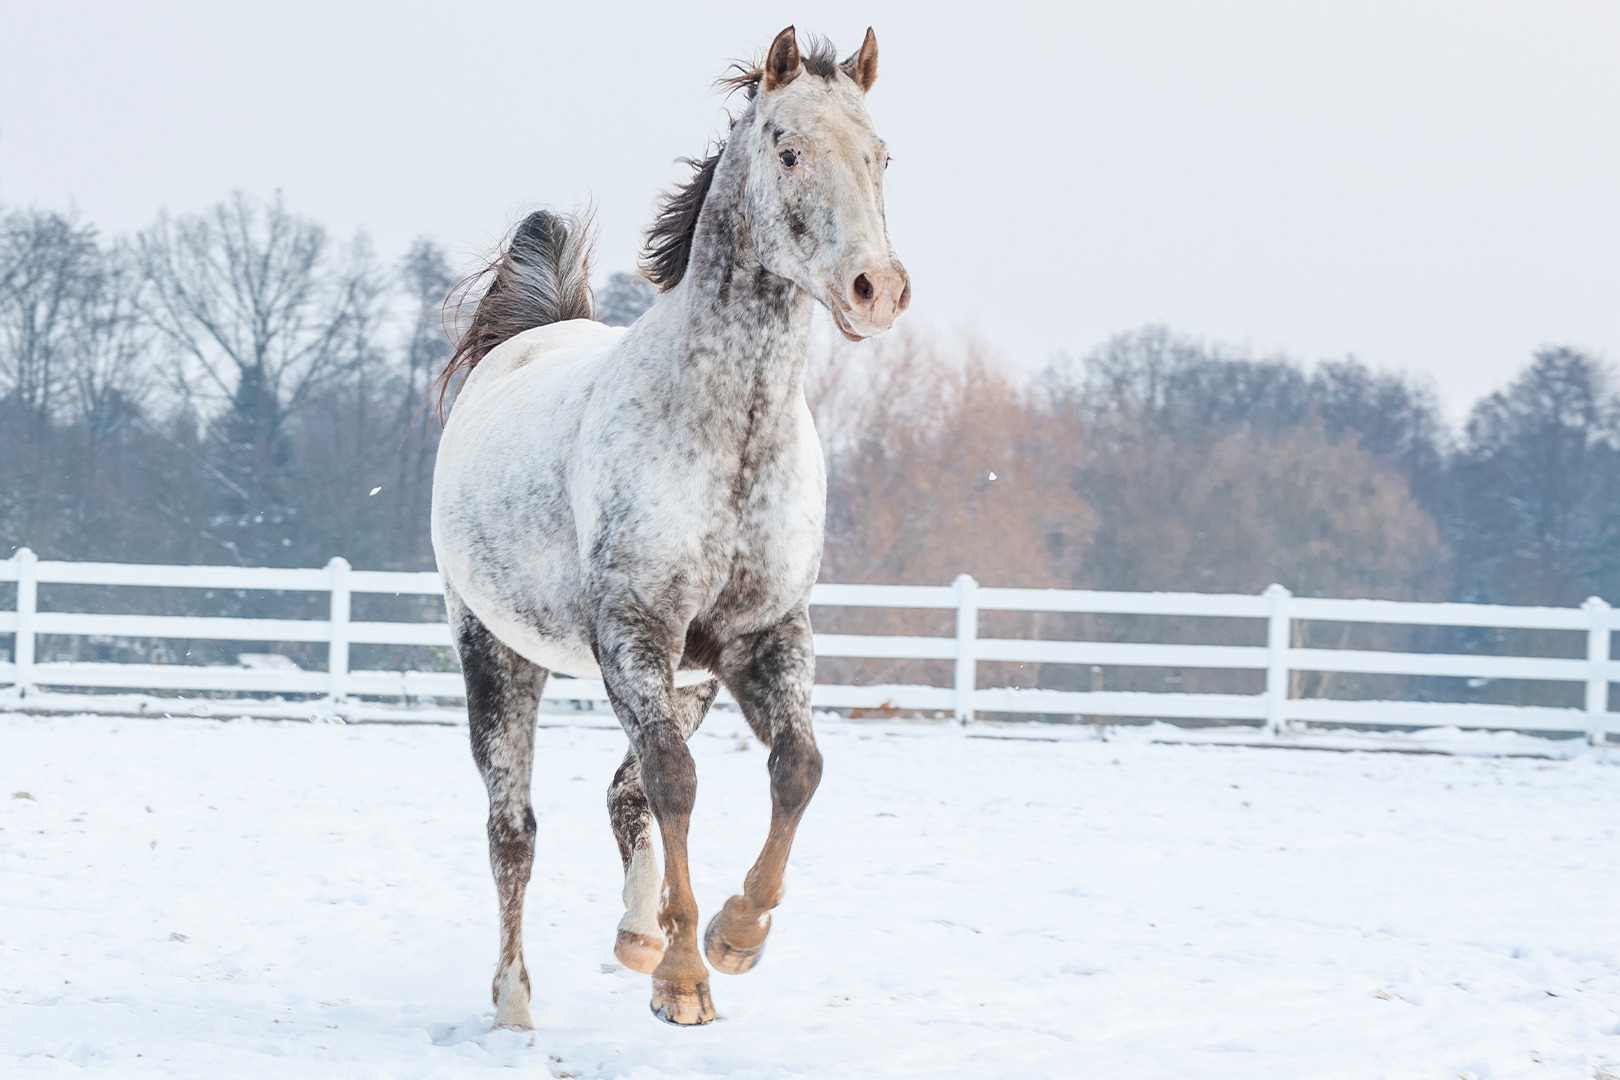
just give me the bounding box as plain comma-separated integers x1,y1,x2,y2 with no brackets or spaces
0,549,1614,743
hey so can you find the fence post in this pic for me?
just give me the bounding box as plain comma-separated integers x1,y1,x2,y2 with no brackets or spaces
954,573,978,725
1264,583,1291,735
1583,596,1611,745
13,548,37,699
328,557,351,706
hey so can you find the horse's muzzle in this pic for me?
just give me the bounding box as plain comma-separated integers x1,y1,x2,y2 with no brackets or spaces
841,259,910,337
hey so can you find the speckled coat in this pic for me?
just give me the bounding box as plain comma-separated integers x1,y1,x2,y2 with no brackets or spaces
430,26,908,1028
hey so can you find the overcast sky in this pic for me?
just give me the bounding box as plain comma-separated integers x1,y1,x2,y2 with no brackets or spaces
2,0,1616,418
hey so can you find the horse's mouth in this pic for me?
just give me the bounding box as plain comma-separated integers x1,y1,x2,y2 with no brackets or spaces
829,303,867,343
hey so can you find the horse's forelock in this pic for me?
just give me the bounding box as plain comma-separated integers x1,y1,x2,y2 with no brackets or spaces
716,35,841,101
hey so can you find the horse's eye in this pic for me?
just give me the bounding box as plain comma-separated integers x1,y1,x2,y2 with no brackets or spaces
779,148,798,170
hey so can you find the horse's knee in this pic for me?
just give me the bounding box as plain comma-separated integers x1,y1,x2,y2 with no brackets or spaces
637,738,697,824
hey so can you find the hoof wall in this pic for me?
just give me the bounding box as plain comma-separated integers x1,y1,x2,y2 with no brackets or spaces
491,1019,534,1032
491,1006,534,1032
650,978,715,1026
704,908,769,976
614,928,666,974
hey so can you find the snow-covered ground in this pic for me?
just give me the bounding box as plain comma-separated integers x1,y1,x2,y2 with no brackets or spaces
2,710,1617,1079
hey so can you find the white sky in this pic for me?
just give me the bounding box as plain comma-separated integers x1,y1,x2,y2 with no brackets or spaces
2,0,1616,418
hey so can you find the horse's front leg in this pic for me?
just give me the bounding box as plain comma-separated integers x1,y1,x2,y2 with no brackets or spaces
606,681,717,975
705,609,823,975
597,610,716,1025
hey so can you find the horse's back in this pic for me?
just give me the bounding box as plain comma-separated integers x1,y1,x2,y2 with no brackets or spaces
456,319,624,407
437,318,623,489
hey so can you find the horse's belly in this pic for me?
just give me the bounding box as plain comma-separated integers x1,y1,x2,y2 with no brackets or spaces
466,596,597,676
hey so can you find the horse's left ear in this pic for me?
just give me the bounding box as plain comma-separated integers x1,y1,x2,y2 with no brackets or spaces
841,27,878,92
764,26,802,91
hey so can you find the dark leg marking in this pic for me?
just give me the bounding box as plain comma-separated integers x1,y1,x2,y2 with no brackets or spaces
607,680,718,974
595,604,716,1025
451,590,547,1030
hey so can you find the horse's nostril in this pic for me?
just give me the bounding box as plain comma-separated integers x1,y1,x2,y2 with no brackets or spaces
852,273,875,305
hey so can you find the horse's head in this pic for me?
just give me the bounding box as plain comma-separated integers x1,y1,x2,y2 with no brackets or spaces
744,27,910,341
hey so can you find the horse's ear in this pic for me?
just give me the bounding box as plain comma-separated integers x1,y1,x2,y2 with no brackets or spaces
841,27,878,92
764,26,802,91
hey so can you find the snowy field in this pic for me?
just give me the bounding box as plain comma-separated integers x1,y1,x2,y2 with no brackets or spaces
2,710,1617,1079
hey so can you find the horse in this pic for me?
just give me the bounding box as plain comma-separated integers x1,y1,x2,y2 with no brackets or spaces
429,26,908,1028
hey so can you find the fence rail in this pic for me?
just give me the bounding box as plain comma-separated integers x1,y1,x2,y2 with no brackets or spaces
0,550,1614,742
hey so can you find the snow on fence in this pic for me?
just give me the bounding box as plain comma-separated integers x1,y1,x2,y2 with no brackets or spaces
0,549,1614,742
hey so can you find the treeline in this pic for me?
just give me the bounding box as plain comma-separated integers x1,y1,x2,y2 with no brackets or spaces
814,326,1620,611
1,195,446,569
3,194,1618,614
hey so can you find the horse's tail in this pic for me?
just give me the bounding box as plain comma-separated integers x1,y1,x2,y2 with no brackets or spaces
435,210,594,414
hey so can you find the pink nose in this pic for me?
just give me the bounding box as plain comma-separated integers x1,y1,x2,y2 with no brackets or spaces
849,262,911,332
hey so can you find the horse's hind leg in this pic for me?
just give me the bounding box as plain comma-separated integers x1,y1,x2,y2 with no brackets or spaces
450,593,547,1030
704,609,823,976
607,681,718,974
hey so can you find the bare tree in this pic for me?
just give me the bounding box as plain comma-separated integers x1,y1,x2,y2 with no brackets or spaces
814,326,1094,588
138,193,380,415
808,327,1097,690
69,242,154,438
1074,420,1445,598
279,238,453,569
400,239,456,404
1310,358,1448,509
0,209,102,424
1049,326,1451,565
1046,324,1311,435
0,210,146,552
137,193,384,563
386,238,456,565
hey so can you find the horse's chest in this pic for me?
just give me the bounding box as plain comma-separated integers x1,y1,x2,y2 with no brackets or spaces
705,523,815,633
699,431,825,626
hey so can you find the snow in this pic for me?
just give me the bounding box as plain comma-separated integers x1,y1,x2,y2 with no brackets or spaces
2,710,1617,1079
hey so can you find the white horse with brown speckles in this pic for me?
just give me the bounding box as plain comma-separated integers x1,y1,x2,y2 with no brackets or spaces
430,26,908,1027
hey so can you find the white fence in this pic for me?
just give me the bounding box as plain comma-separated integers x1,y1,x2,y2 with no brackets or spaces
0,549,1615,742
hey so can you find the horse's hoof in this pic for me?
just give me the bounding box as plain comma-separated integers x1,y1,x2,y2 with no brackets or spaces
614,928,667,974
491,1018,534,1032
703,899,770,976
650,978,715,1026
491,1003,534,1031
704,911,768,975
491,964,533,1030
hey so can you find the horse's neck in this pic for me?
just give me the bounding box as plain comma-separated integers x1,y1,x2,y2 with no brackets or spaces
665,142,814,425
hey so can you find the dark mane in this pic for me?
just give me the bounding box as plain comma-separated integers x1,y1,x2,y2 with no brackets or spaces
640,147,724,292
640,36,843,292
